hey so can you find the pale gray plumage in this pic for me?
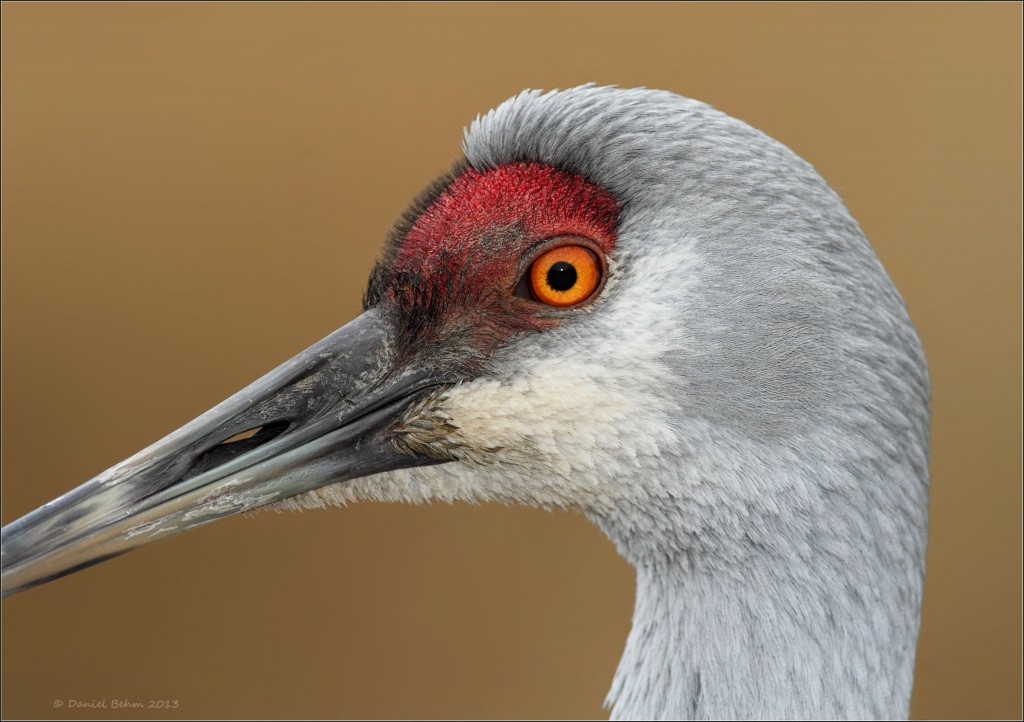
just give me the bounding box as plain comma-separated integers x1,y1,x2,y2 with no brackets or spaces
455,86,931,719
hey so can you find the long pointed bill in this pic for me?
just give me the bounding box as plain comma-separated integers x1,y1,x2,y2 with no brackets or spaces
1,309,447,598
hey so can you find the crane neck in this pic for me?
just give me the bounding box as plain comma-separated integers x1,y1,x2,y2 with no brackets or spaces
604,550,919,720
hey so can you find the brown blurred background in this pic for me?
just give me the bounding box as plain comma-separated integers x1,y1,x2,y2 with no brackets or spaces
2,3,1020,719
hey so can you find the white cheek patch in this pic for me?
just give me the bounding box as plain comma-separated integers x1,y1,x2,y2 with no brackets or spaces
445,359,675,474
276,358,679,515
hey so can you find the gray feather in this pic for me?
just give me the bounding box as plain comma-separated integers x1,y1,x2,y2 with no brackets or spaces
463,86,930,720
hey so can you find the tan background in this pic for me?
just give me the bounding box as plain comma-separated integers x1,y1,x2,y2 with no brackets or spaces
2,3,1020,719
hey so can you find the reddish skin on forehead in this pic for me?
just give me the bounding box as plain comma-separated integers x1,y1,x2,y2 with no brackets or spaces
384,162,620,365
395,162,619,272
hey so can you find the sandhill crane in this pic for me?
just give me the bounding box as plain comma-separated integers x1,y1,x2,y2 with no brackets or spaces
1,86,930,720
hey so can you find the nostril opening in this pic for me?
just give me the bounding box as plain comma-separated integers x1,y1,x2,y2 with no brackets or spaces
218,419,292,447
220,427,265,445
185,420,292,479
220,419,292,448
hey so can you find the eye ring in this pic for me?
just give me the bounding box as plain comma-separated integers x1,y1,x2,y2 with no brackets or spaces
521,242,604,307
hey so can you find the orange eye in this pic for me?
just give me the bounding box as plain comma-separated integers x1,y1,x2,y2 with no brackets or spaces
528,244,602,307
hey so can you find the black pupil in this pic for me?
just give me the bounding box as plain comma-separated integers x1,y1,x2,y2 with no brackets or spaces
546,261,577,292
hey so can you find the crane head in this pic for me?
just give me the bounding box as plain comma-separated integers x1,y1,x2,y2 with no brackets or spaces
1,86,930,598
